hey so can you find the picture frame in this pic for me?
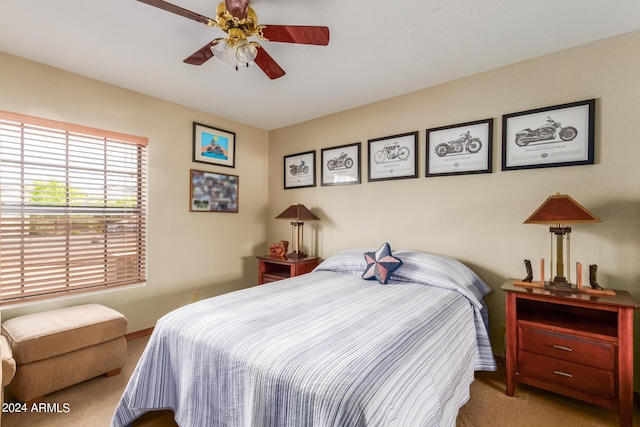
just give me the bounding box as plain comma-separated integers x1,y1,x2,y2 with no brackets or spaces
426,119,493,177
189,169,239,213
367,131,418,182
284,150,316,189
502,99,595,171
321,142,361,186
192,122,236,168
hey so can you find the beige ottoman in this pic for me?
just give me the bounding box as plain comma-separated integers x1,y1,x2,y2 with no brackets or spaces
1,304,127,404
1,335,16,426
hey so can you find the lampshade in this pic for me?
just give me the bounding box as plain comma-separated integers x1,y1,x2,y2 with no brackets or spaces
211,40,235,65
275,204,319,221
235,39,258,64
524,193,601,225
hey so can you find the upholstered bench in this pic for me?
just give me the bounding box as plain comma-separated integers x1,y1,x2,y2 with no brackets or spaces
1,304,127,404
1,335,16,416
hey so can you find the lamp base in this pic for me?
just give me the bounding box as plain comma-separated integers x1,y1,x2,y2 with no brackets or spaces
544,280,573,291
287,251,307,259
548,276,572,289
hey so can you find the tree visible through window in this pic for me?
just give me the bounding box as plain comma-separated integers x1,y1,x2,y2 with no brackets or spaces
0,110,148,305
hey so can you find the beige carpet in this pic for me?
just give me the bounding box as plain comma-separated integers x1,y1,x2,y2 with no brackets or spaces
2,335,638,426
457,368,639,427
1,335,176,427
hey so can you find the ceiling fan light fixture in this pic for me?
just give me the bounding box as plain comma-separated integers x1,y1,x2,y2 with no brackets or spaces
211,37,257,70
235,39,258,64
211,40,235,65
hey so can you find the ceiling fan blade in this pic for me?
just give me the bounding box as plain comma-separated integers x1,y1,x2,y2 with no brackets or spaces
225,0,249,19
261,25,330,46
137,0,216,26
184,39,223,65
254,48,286,80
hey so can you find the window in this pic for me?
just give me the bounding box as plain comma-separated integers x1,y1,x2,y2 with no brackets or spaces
0,110,147,305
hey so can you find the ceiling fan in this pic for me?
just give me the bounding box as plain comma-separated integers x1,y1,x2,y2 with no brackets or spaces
137,0,330,79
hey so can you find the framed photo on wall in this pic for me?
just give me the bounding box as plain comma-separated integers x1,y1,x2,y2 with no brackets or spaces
193,122,236,168
190,169,239,213
284,150,316,189
426,119,493,177
367,131,418,182
321,143,361,186
502,99,595,171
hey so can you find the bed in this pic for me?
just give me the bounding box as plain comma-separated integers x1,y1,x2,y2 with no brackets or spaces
112,248,497,427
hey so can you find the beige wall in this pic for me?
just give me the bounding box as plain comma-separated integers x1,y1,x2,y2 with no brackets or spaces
268,30,640,378
0,52,270,332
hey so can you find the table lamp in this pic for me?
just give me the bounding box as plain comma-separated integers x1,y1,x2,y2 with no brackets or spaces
524,193,601,286
275,203,319,258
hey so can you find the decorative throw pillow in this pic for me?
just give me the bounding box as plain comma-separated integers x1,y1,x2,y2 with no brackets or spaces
362,242,403,284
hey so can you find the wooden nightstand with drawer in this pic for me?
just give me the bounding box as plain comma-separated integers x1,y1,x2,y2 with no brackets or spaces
502,279,639,427
257,255,319,285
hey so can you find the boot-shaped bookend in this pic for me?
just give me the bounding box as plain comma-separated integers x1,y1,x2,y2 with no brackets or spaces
589,264,604,290
522,259,533,282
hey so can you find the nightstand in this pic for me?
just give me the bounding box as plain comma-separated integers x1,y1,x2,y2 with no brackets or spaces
502,279,639,427
256,255,319,284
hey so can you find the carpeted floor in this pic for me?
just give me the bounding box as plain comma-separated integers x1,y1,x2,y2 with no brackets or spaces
1,335,171,427
2,335,638,426
457,368,639,427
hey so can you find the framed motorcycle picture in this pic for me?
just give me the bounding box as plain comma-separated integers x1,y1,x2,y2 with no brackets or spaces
502,99,595,171
367,131,418,182
284,150,316,189
426,118,493,177
192,122,236,168
321,142,361,186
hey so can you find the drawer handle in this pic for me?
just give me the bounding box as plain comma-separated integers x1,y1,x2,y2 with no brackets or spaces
553,370,573,378
553,344,573,352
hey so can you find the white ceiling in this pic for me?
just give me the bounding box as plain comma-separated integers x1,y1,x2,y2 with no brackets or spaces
1,1,640,130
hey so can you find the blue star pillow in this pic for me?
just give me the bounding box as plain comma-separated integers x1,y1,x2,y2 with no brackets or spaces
362,242,403,284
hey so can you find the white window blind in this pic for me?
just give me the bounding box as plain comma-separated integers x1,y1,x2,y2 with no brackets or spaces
0,110,147,305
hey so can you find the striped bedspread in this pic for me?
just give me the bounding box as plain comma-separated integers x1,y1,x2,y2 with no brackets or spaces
112,250,496,427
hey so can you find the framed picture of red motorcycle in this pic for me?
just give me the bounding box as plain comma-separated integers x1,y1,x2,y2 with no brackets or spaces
502,99,595,171
425,118,493,177
193,122,236,168
321,142,361,186
367,131,419,182
284,150,316,189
